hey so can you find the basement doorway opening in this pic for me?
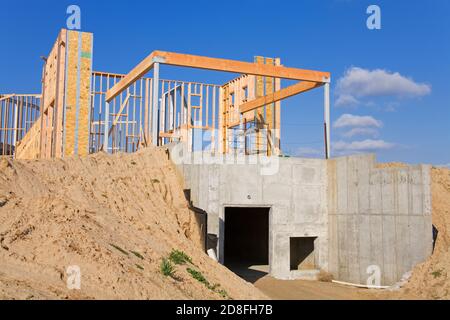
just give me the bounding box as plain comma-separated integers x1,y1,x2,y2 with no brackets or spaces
224,206,270,283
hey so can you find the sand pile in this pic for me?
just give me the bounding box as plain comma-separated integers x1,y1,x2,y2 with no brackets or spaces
0,147,266,300
401,167,450,299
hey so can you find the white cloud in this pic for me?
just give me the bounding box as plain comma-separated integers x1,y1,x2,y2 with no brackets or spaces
335,94,360,107
335,67,431,107
342,127,380,138
333,139,395,152
333,114,383,129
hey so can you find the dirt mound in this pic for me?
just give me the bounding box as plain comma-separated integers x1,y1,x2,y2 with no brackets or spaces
401,167,450,299
375,162,408,169
0,148,266,300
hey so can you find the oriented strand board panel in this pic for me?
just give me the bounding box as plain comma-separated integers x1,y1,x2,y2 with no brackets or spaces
265,57,275,131
77,32,94,156
63,30,93,157
265,57,275,156
255,56,265,152
218,56,280,155
254,56,280,155
63,30,79,157
274,58,281,153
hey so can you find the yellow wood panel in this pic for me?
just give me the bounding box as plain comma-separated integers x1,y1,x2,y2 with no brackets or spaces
77,32,93,156
265,58,274,130
63,30,93,157
64,30,80,157
255,56,264,153
265,57,274,156
274,58,281,154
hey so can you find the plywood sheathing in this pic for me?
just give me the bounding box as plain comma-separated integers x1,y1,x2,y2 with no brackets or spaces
255,56,265,154
64,30,80,157
219,57,280,155
265,57,275,156
254,56,280,156
63,30,93,157
274,58,281,154
17,29,93,159
77,32,94,156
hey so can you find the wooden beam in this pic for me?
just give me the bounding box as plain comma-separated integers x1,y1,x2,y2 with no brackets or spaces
240,81,323,114
0,94,15,102
105,52,157,102
154,51,330,82
105,50,330,102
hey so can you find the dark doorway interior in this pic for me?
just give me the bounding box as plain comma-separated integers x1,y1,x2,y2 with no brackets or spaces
224,207,270,282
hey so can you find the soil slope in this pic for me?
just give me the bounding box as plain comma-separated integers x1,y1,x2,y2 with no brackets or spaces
0,148,266,300
400,167,450,299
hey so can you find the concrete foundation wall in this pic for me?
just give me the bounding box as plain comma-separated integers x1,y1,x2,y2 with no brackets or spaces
328,154,432,286
174,150,328,280
169,145,432,285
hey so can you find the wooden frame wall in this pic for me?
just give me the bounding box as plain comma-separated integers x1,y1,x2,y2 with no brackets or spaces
8,36,330,159
104,50,331,158
15,29,93,160
39,29,68,158
92,71,219,154
0,94,41,157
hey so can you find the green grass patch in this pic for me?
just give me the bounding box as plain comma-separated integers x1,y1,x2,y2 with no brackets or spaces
187,268,208,285
216,288,229,299
187,268,230,299
160,258,176,278
130,250,144,260
431,269,443,279
169,249,192,265
110,243,129,256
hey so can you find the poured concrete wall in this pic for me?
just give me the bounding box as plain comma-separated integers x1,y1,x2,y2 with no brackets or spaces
173,150,328,280
328,154,432,286
169,145,432,285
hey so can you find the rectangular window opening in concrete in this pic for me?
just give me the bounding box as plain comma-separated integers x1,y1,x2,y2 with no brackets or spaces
290,237,317,271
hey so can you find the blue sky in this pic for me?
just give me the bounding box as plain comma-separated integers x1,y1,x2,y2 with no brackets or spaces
1,0,449,165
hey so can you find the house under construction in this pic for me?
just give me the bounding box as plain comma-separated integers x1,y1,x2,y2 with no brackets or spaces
0,29,432,286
